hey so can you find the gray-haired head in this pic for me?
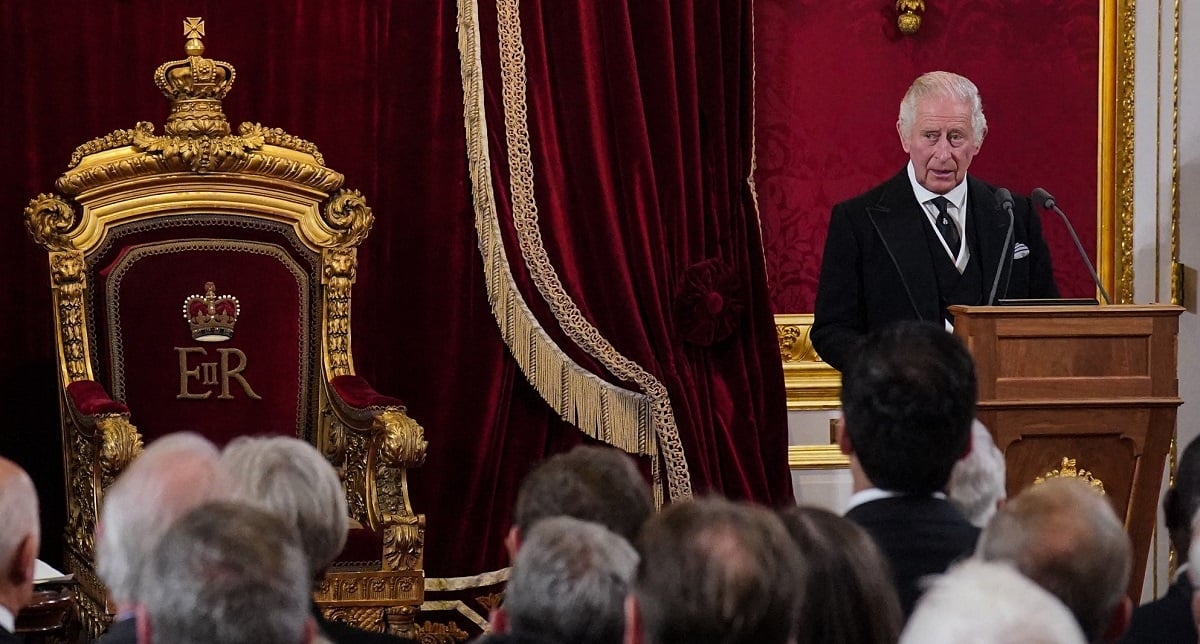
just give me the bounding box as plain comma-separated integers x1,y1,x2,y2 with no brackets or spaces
901,560,1086,644
0,457,39,613
898,71,987,141
140,501,310,644
513,445,653,544
948,420,1007,528
977,477,1131,643
96,432,225,605
221,435,348,578
504,517,638,644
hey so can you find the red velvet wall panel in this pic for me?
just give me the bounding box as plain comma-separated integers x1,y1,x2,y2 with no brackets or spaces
757,0,1101,312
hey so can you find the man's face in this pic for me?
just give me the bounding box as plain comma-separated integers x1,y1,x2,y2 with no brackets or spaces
898,94,985,194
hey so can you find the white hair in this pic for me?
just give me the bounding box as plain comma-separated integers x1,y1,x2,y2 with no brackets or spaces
898,71,987,140
221,435,348,577
96,432,225,604
901,560,1086,644
948,420,1006,527
0,462,39,572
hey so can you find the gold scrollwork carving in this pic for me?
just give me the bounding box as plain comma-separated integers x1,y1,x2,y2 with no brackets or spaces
324,607,387,633
51,251,90,382
323,190,376,248
24,194,77,252
777,323,820,363
132,120,263,174
97,415,143,479
377,410,429,468
67,128,140,168
896,0,926,34
323,248,357,377
247,122,326,165
1034,457,1106,494
386,605,420,640
383,519,425,572
414,620,469,644
474,591,504,613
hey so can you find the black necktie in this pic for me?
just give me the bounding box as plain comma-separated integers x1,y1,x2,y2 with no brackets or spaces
931,196,960,257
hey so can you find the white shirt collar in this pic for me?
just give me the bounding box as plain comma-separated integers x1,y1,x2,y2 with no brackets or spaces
0,604,14,634
845,487,947,513
907,161,969,211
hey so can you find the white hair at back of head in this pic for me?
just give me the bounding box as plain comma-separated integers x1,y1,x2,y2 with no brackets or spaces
221,435,348,577
900,560,1086,644
948,420,1007,528
0,465,39,570
96,432,225,604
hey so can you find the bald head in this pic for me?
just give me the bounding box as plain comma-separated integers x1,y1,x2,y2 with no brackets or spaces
0,457,39,613
97,432,227,606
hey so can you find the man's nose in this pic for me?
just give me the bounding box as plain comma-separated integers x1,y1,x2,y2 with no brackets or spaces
932,137,952,158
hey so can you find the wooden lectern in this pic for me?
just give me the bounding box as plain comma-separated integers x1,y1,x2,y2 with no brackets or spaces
950,304,1183,600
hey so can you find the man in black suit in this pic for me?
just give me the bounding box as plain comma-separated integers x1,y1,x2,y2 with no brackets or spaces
0,457,37,644
837,321,980,617
812,71,1058,372
1118,436,1200,643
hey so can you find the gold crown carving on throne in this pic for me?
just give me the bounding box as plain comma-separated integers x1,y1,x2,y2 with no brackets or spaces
153,17,237,138
183,282,241,342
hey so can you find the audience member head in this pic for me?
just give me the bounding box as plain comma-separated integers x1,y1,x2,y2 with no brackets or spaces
1188,511,1200,632
1163,435,1200,563
625,497,802,644
778,506,901,644
96,431,226,608
948,420,1007,527
977,477,1132,643
138,501,313,644
839,321,977,494
0,457,39,616
511,444,653,553
900,560,1086,644
897,71,987,194
501,517,637,644
220,435,348,580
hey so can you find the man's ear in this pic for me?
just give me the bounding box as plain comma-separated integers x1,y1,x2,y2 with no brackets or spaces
504,526,521,561
623,594,642,644
8,534,35,587
836,417,854,456
488,605,509,634
897,120,910,153
1102,595,1132,643
302,617,317,644
135,605,152,644
960,428,974,460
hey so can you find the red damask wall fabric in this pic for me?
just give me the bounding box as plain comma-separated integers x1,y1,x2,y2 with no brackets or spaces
756,0,1101,312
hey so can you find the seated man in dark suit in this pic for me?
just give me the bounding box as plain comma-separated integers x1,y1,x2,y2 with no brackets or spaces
0,457,39,644
812,71,1058,372
1118,435,1200,644
838,321,980,616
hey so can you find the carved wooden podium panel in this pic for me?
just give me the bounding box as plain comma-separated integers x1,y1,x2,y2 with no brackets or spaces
950,304,1183,601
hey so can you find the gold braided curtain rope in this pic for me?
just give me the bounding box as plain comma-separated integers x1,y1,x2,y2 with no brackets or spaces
457,0,693,502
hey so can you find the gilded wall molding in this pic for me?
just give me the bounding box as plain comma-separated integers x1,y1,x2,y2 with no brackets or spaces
775,314,841,410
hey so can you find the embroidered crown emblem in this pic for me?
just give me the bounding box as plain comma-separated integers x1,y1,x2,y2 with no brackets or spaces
182,281,240,342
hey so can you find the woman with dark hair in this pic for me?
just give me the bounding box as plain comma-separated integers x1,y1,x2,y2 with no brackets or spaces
779,506,903,644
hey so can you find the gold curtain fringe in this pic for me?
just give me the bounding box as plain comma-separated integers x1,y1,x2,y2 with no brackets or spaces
458,0,686,500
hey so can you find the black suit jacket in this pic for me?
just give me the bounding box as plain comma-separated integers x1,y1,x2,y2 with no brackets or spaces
0,626,18,644
812,169,1059,371
845,495,981,618
95,615,137,644
1118,575,1196,644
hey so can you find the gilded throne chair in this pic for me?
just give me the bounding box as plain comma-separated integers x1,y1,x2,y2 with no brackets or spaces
23,19,427,638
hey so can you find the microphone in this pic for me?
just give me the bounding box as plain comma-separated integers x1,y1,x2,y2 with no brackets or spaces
988,188,1016,305
1031,188,1112,304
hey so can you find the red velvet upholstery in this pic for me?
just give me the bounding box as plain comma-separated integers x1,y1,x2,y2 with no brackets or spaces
96,238,315,446
331,375,405,409
335,527,385,568
65,381,129,416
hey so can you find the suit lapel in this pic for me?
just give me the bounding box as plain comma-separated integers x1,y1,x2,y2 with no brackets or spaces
866,171,939,321
967,176,1009,302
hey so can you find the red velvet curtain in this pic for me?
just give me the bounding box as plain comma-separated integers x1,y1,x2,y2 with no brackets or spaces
0,0,792,578
471,0,791,503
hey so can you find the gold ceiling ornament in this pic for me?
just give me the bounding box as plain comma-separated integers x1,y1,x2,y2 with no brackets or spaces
1034,456,1106,494
896,0,926,35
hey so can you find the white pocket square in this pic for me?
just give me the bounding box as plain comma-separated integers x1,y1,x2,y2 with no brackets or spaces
1012,242,1030,259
